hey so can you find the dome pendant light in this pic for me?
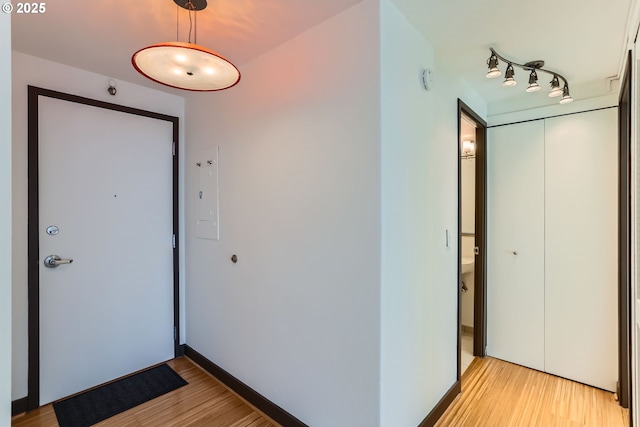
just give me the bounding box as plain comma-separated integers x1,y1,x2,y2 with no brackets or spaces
132,0,240,91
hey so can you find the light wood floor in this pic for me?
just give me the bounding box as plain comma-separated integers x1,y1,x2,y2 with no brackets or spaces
12,357,279,427
435,356,630,427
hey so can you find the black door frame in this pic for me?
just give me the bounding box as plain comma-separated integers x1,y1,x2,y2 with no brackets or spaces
26,86,181,411
618,50,632,412
457,99,488,382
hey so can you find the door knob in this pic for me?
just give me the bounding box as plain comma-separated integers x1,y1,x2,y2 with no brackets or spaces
44,255,74,268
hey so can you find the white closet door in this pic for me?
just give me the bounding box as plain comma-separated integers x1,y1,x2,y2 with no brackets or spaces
544,108,618,391
487,121,545,371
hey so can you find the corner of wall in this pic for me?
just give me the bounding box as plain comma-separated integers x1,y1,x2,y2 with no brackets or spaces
1,12,12,427
182,1,381,425
379,2,488,425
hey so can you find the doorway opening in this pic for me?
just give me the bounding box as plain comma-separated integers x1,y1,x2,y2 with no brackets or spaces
457,100,487,380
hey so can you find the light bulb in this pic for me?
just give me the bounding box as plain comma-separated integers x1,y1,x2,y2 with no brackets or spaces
486,68,501,78
549,86,563,97
526,82,540,92
486,54,501,78
559,95,573,104
549,76,563,97
527,70,540,92
502,64,516,86
462,140,475,155
559,85,573,104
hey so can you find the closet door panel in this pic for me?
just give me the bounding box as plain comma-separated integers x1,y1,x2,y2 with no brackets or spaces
544,108,618,392
487,121,545,371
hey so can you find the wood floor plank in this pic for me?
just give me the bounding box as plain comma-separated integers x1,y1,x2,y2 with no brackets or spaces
11,357,279,427
435,357,629,427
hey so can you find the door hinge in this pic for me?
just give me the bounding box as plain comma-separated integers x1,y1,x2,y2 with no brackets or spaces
172,234,176,249
474,246,480,255
172,142,176,156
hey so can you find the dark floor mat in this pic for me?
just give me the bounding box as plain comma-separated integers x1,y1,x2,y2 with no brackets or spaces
53,363,188,427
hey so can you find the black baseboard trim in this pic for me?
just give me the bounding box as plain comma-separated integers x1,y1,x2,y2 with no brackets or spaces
184,345,307,427
419,380,461,427
12,396,28,416
176,343,186,357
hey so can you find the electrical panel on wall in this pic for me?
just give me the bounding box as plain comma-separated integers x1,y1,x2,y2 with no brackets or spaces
195,146,219,240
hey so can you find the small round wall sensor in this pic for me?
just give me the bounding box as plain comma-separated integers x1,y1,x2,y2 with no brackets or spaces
422,68,434,91
107,79,117,96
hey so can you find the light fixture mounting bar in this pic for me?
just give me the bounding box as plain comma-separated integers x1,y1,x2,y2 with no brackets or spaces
489,47,569,88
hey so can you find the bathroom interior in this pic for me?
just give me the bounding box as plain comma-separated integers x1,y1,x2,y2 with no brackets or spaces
460,113,477,374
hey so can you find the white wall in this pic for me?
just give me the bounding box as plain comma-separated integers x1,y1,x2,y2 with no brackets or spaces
379,1,486,425
184,1,381,425
8,2,491,423
11,52,186,400
1,12,12,427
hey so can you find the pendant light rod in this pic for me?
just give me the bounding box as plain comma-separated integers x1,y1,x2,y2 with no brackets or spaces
489,48,569,89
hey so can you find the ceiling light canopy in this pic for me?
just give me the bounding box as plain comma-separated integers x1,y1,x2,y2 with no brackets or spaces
132,0,240,92
485,48,572,105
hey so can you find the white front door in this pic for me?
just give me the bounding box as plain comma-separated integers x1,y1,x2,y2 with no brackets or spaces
38,96,175,405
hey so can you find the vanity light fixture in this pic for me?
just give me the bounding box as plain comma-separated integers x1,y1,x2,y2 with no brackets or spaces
132,0,240,91
462,140,475,157
485,47,572,104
